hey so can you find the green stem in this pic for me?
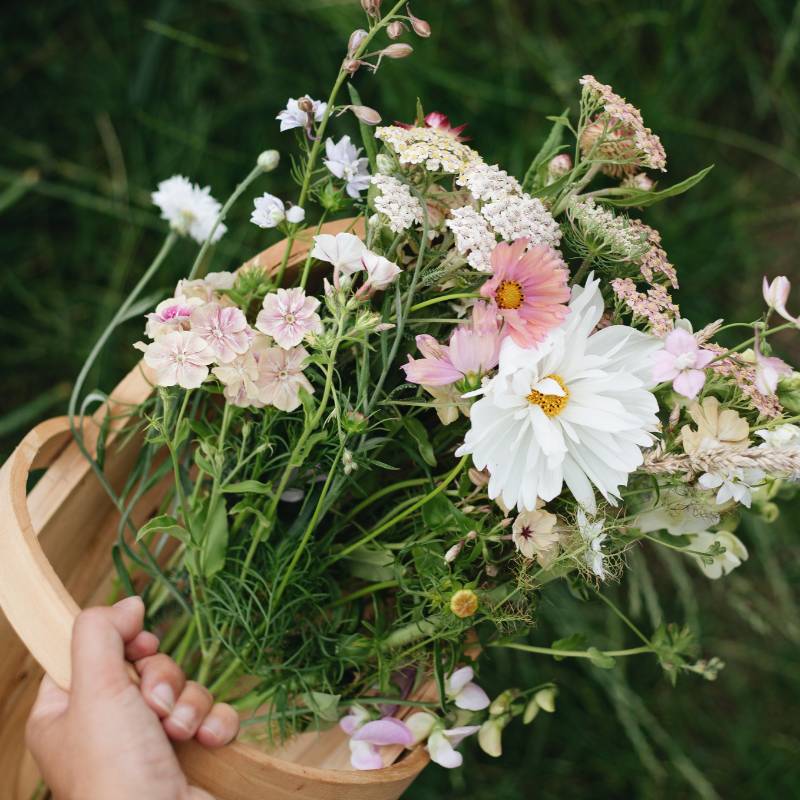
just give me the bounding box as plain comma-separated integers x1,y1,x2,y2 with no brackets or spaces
187,164,264,280
408,292,480,313
333,579,399,607
491,642,653,659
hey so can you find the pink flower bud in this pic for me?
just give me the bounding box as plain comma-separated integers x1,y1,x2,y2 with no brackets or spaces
380,43,414,59
547,153,572,178
444,541,464,563
386,20,407,39
348,104,382,125
407,5,431,37
348,28,368,55
343,58,365,75
361,0,381,16
762,275,794,323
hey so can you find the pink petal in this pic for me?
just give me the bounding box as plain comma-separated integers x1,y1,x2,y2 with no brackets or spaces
693,348,716,369
651,351,678,382
352,718,413,747
401,356,462,386
349,740,384,770
673,369,706,399
663,327,697,356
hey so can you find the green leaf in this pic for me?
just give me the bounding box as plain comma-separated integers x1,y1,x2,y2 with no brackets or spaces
343,545,397,582
587,647,617,669
522,109,569,192
404,417,437,467
136,514,190,545
348,83,378,172
602,165,714,208
302,691,341,723
222,479,273,496
201,498,229,578
551,633,588,660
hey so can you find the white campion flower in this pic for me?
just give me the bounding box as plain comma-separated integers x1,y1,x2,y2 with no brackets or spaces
689,530,748,579
151,175,226,244
456,275,661,513
323,135,371,198
576,508,607,579
251,193,286,228
276,95,327,132
361,251,402,292
137,330,214,389
285,205,306,224
698,468,765,508
311,232,366,277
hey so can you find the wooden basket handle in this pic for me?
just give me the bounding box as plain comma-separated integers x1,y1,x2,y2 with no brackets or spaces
0,416,81,689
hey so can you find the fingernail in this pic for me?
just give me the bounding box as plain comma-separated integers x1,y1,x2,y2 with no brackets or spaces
113,595,143,611
151,683,175,714
170,704,197,733
199,717,225,742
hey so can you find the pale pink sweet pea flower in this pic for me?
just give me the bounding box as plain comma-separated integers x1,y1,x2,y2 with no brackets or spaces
480,239,571,347
139,330,214,389
254,345,314,412
762,276,797,324
401,302,502,386
190,303,253,364
339,705,371,736
348,718,414,770
754,349,791,395
652,328,714,399
256,288,322,349
444,667,490,711
311,232,366,280
358,251,402,294
404,712,479,769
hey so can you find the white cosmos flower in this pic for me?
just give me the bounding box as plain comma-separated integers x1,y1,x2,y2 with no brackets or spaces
151,175,226,243
456,275,661,513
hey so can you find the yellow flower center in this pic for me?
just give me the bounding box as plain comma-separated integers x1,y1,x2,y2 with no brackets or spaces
496,280,524,310
527,374,570,418
450,589,479,619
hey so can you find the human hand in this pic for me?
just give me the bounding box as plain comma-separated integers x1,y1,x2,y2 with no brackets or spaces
26,596,239,800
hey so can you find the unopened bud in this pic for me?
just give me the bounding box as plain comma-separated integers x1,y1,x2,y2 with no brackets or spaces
465,530,477,541
488,689,517,716
348,104,382,125
348,28,368,55
387,20,407,39
297,97,314,114
486,563,499,577
533,687,557,713
444,541,463,564
623,172,655,191
548,153,572,178
522,697,540,724
343,58,365,75
257,150,280,172
361,0,381,16
449,588,479,619
407,5,431,37
380,43,413,59
478,718,504,758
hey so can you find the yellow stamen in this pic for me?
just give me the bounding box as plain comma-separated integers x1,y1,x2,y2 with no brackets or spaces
496,280,524,310
527,374,569,418
450,589,479,618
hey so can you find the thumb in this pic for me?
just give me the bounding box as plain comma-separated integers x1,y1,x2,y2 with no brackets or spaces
71,596,145,699
26,675,69,764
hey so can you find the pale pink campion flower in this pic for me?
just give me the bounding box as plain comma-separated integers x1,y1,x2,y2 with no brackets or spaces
444,667,490,711
358,251,402,295
348,718,414,771
311,232,366,283
652,328,714,399
190,303,252,364
254,345,314,412
762,276,797,324
256,288,322,350
754,349,791,395
138,331,214,389
401,302,501,386
480,239,571,348
212,351,259,407
145,297,201,339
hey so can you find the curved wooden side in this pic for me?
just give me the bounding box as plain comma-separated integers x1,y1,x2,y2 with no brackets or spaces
0,215,429,800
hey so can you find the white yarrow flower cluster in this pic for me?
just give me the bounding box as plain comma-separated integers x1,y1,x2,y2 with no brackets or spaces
152,176,226,244
376,125,482,174
481,194,562,247
371,175,424,232
446,206,496,272
457,162,521,201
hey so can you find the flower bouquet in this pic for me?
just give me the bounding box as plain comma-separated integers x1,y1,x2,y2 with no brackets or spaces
21,0,800,785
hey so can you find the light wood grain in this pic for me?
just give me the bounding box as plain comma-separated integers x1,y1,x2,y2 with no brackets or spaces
0,217,430,800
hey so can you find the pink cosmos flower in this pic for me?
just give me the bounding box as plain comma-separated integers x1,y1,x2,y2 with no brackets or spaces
145,297,200,339
762,275,797,324
254,345,314,412
480,239,570,347
401,302,501,386
652,328,714,399
139,330,214,389
190,303,252,364
256,288,322,350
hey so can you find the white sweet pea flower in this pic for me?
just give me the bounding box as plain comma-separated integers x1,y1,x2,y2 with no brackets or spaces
689,530,748,579
324,135,371,198
762,275,797,324
634,487,719,535
311,232,366,277
427,725,481,769
444,667,490,711
755,423,800,449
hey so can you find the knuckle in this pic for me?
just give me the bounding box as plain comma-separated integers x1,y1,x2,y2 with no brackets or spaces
187,681,214,703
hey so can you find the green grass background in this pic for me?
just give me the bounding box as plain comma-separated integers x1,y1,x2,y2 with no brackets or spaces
1,1,799,797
